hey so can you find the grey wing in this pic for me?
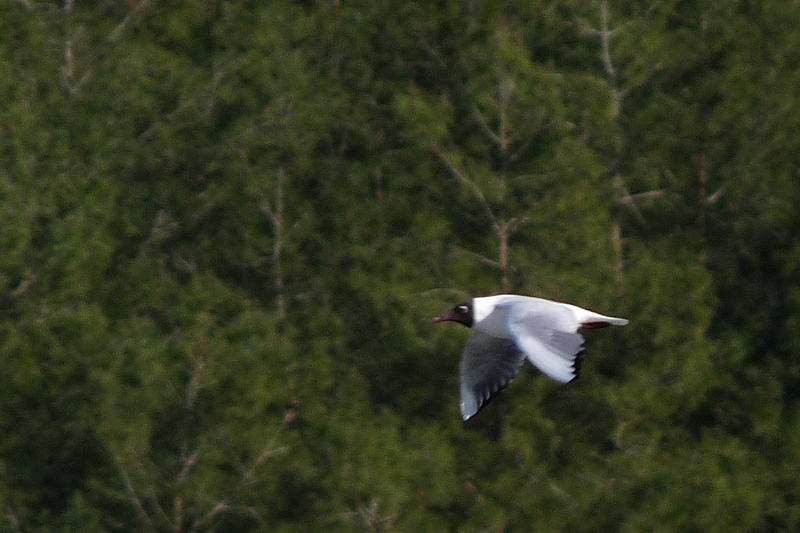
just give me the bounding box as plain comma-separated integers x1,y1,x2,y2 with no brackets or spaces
460,332,526,420
505,302,586,383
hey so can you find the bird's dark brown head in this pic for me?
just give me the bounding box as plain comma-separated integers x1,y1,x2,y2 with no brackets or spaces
433,301,474,328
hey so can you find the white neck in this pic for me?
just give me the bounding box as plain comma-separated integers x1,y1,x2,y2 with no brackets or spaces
472,296,513,337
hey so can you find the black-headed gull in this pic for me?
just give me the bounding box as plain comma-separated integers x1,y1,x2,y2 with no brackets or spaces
434,294,629,420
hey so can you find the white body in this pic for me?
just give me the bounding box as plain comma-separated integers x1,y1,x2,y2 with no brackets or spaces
472,295,627,339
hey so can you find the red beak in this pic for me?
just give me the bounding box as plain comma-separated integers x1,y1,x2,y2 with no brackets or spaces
433,314,454,324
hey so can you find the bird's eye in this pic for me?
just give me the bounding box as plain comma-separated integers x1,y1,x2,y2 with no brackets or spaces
456,305,469,314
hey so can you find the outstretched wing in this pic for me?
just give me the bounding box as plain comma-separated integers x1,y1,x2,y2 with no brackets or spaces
504,300,589,383
460,332,526,420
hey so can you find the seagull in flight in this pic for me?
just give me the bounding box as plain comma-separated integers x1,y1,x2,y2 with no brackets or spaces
434,294,629,420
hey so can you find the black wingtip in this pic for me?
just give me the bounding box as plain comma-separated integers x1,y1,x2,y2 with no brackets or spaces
571,348,587,380
463,381,512,420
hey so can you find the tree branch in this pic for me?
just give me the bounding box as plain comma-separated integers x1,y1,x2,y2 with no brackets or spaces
238,410,294,488
430,143,498,228
190,502,230,533
451,245,501,270
472,104,503,148
114,457,156,531
186,350,204,410
12,0,57,10
258,169,312,322
599,1,617,92
10,271,36,297
60,39,91,96
109,0,150,42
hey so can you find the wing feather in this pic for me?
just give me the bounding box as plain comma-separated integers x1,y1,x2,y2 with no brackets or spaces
505,302,586,383
459,333,525,420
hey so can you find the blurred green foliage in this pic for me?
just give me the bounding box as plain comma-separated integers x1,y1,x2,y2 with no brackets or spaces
1,0,799,531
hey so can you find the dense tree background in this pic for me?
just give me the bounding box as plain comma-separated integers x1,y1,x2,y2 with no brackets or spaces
2,0,800,531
